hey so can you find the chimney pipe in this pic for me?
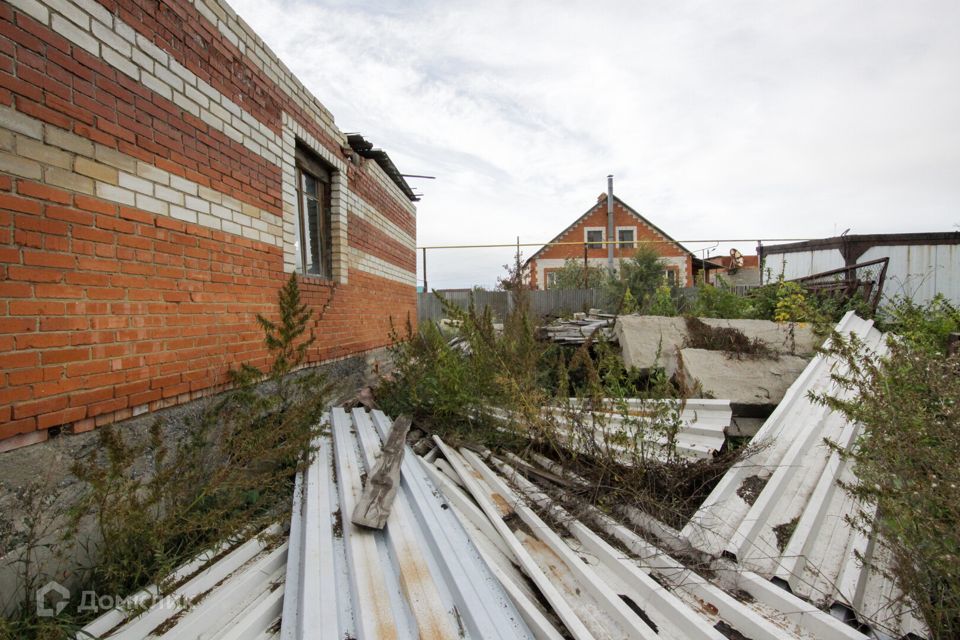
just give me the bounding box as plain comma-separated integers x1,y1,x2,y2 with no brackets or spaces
606,175,614,271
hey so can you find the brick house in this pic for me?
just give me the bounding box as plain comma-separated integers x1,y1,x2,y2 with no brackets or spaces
0,0,417,451
525,193,696,290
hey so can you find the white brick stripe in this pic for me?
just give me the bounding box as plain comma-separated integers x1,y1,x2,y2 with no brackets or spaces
341,189,416,251
190,0,341,147
17,0,283,167
106,163,282,246
0,107,282,246
348,248,417,286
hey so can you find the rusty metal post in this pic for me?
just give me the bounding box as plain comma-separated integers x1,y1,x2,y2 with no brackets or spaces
583,242,588,288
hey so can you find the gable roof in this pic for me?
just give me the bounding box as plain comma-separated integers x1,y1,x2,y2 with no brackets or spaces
524,194,695,266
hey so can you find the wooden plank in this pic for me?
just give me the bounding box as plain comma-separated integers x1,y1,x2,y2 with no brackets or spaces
351,414,412,529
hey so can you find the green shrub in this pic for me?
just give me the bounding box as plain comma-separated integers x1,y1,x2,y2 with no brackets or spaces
547,258,607,290
604,246,668,313
689,276,754,319
876,294,960,354
646,283,679,317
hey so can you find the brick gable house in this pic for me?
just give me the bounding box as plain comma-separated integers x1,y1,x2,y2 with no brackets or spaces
525,193,696,289
0,0,417,451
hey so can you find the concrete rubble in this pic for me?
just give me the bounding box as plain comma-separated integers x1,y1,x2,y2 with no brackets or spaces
616,315,819,375
679,348,811,410
616,315,822,411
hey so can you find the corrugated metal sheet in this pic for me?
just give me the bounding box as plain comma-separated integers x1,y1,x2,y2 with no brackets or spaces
763,249,845,283
82,408,532,640
82,339,931,640
494,398,730,461
552,398,730,460
81,527,287,639
280,407,533,640
527,289,605,318
423,438,875,640
418,290,511,323
681,312,928,639
860,243,960,304
418,289,606,323
763,241,960,304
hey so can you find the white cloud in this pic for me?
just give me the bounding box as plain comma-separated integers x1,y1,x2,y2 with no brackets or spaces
232,0,960,288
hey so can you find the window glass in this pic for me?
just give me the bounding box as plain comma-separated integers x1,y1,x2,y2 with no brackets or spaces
618,228,635,249
665,269,677,286
546,271,557,288
295,146,332,278
586,229,603,249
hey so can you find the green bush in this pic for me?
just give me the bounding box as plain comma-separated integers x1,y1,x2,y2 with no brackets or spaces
547,258,607,290
688,276,754,319
876,294,960,354
604,246,668,313
814,327,959,638
378,292,550,444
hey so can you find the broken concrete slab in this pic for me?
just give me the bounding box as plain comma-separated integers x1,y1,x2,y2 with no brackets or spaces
615,315,688,375
707,318,819,355
615,315,820,376
679,348,810,412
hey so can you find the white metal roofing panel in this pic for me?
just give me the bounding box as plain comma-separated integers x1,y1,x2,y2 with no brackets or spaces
436,442,867,639
502,398,732,462
680,313,928,638
280,408,534,640
81,529,286,639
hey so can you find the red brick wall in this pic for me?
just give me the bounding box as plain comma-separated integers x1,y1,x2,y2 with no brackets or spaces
0,0,416,449
0,179,415,444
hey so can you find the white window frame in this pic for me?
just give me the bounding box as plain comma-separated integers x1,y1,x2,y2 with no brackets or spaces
584,227,605,249
615,226,637,250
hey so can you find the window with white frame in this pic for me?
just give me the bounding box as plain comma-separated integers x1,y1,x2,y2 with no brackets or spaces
585,227,604,249
664,268,678,287
616,226,636,250
294,144,333,278
545,270,558,289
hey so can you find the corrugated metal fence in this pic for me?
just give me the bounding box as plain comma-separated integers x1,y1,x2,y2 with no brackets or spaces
418,289,607,322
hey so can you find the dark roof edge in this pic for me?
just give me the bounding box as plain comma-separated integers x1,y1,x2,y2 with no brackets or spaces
346,134,419,202
759,232,960,257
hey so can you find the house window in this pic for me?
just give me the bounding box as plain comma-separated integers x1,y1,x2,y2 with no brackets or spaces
617,227,636,249
585,228,604,249
545,271,558,289
664,268,678,287
294,145,333,278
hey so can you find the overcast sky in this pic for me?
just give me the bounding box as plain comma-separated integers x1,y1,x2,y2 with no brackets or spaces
232,0,960,289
